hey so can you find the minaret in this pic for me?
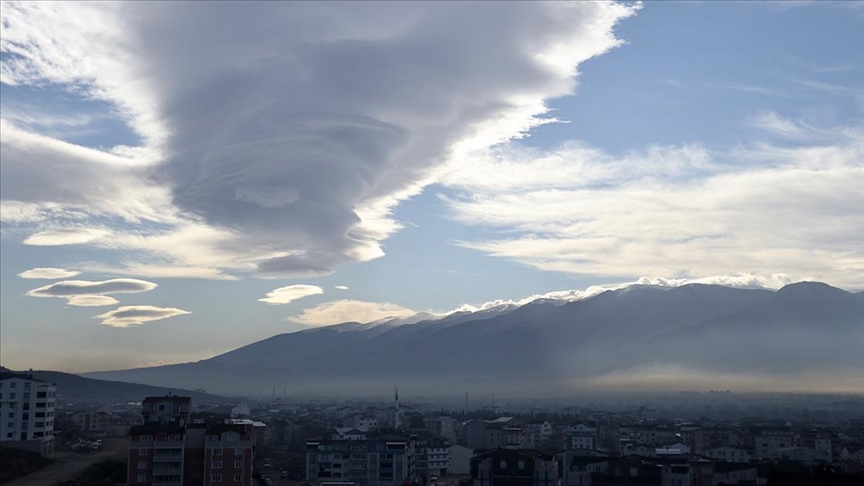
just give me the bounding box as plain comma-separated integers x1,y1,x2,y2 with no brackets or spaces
393,382,403,429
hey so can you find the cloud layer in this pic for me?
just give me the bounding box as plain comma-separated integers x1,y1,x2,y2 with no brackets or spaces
96,305,191,328
258,284,324,305
288,299,416,327
442,114,864,288
0,1,637,279
26,278,158,306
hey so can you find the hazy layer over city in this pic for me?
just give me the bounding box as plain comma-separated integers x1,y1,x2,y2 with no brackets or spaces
0,1,862,396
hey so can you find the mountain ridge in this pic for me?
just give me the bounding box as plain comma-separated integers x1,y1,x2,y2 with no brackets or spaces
83,282,864,396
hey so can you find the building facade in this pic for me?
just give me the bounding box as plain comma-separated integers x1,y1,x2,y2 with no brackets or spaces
471,449,558,486
306,434,417,486
0,373,57,454
127,396,256,486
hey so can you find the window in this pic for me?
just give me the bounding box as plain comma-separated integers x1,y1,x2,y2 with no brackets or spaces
7,422,14,428
194,459,203,465
7,412,13,418
141,435,153,442
214,447,223,455
139,448,148,455
137,474,146,483
158,404,166,411
225,432,238,442
9,393,15,400
10,383,16,388
6,433,12,438
211,474,222,482
518,461,525,470
36,391,46,398
234,460,243,468
235,447,243,454
500,460,507,469
139,461,147,469
213,460,223,468
235,474,242,481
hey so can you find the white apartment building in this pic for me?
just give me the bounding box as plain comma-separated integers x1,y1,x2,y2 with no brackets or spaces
568,424,595,451
0,373,57,454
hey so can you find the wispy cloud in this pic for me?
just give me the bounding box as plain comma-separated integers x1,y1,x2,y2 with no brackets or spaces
442,115,864,288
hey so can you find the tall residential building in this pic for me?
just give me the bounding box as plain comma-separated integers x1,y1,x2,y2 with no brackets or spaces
127,396,256,486
0,372,57,454
471,449,559,486
306,433,417,486
142,396,192,425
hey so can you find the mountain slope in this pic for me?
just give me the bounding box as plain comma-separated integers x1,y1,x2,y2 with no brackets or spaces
0,368,228,403
84,282,864,396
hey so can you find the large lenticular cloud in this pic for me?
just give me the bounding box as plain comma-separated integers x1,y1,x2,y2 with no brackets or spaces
1,1,638,278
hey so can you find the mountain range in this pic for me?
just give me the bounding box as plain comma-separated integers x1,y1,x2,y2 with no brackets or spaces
83,282,864,397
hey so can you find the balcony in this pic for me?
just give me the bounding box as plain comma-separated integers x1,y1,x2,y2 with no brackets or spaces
153,454,182,462
153,441,184,448
153,464,182,474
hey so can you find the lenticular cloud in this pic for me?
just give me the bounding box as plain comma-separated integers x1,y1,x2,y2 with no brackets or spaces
0,1,638,278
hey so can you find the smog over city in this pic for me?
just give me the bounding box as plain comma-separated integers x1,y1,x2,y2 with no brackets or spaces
0,2,863,485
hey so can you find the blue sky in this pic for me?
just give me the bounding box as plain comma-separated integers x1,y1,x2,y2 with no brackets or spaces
1,1,862,373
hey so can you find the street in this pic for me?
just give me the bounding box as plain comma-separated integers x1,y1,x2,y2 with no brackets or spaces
4,438,126,486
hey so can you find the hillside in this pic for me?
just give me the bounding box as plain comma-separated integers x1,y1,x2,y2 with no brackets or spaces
0,368,228,403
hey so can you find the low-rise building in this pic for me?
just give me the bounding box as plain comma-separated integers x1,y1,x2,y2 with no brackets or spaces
703,446,751,463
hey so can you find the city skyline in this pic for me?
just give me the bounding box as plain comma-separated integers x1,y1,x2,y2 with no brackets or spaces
1,1,863,373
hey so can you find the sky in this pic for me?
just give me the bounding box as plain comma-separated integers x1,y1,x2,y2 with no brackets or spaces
1,1,862,373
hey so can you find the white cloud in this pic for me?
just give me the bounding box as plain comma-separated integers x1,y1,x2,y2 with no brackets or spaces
443,117,864,288
66,295,120,307
0,2,638,278
334,285,349,290
258,284,324,305
23,228,110,246
0,121,171,224
96,305,191,328
17,267,81,279
26,278,158,306
288,299,416,327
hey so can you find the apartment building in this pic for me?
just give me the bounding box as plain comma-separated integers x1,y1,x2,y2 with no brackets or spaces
142,395,191,425
73,410,111,438
127,396,256,486
0,372,57,454
306,433,417,486
416,436,450,478
471,449,558,486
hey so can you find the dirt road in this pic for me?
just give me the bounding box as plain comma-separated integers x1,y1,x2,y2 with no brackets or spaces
5,438,126,486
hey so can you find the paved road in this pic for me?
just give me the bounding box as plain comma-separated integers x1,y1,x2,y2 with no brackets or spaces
5,438,126,486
